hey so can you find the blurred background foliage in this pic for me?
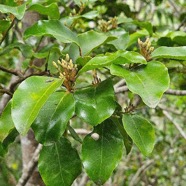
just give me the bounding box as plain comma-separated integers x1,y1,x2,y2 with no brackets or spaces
0,0,186,185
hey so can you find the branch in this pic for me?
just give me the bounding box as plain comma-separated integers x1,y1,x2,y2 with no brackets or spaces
168,0,180,17
129,160,154,186
158,104,186,116
114,79,126,89
114,85,186,96
165,89,186,96
0,65,22,76
0,89,13,96
163,110,186,140
114,86,128,93
16,144,42,186
68,128,91,135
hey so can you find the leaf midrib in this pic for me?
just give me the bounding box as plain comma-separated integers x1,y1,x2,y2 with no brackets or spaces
25,80,60,133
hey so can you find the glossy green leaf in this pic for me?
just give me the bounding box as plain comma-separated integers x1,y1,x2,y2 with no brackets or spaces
0,143,5,157
69,30,116,60
111,117,132,154
0,3,26,20
108,32,130,50
28,3,60,19
79,50,146,74
128,29,149,48
151,46,186,60
82,10,98,19
12,76,63,135
39,137,82,186
0,128,19,157
74,0,97,6
74,79,116,126
0,42,33,58
110,61,170,108
0,101,14,142
79,31,116,56
133,20,153,35
171,31,186,46
33,92,75,144
24,20,79,45
82,119,124,185
0,20,11,33
122,114,155,156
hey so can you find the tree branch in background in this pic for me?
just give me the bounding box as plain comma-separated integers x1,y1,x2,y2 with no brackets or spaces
0,89,13,97
165,89,186,96
114,85,186,96
162,110,186,140
0,65,22,76
129,160,154,186
16,144,43,186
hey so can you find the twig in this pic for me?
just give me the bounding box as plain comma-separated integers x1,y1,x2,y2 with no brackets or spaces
176,17,186,31
114,79,126,89
163,110,186,140
129,160,154,186
16,144,43,186
0,65,22,76
9,70,49,93
114,85,186,96
69,128,91,135
168,0,180,17
165,89,186,96
158,104,186,116
0,89,13,96
114,86,129,93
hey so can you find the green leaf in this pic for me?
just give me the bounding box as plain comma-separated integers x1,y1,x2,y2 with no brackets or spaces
79,31,116,56
0,3,26,20
127,29,149,48
133,21,153,35
0,20,11,33
122,114,155,156
69,30,116,60
111,117,132,154
74,79,116,126
33,92,75,144
108,32,130,50
79,50,146,74
24,20,79,45
81,10,98,19
28,3,60,19
11,76,63,135
151,46,186,60
110,61,170,108
0,128,19,157
0,42,33,58
171,31,186,46
39,137,82,186
0,101,14,142
82,119,124,185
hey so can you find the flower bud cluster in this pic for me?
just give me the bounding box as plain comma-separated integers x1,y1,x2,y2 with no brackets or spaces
138,38,154,61
53,54,78,92
98,17,117,32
